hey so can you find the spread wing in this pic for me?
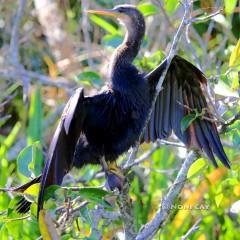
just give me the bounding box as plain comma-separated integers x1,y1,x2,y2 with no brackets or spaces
38,88,86,216
145,55,230,168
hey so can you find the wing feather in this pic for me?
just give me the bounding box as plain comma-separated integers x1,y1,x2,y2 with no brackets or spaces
37,88,86,216
145,55,230,168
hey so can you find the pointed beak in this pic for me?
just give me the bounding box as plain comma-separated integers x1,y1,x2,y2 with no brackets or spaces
86,9,119,18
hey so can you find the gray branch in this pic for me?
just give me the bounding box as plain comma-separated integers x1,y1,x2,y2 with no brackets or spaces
136,151,198,240
9,0,26,66
181,218,202,240
0,68,73,89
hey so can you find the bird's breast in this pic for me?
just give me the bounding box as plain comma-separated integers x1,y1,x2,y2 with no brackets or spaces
83,87,150,159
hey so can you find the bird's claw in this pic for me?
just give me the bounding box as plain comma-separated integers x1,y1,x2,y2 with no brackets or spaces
105,161,125,191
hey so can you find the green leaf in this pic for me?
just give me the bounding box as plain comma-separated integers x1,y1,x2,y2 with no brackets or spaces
102,34,123,48
0,122,21,186
227,120,240,131
187,158,206,178
17,142,43,178
75,71,102,86
80,207,92,225
137,3,159,17
229,40,240,67
28,87,43,144
17,145,33,178
43,185,60,201
233,129,240,146
181,113,197,133
89,14,118,34
164,0,179,15
77,187,108,198
28,141,43,176
215,193,223,207
224,0,237,16
70,187,111,208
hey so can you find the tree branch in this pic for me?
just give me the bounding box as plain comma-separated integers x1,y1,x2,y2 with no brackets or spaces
136,151,199,240
181,218,201,240
9,0,26,67
220,112,240,133
0,68,73,89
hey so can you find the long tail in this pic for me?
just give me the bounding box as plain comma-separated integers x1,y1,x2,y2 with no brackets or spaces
13,176,42,214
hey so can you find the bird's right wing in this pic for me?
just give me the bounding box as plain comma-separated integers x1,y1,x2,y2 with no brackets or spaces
145,56,230,168
38,88,86,216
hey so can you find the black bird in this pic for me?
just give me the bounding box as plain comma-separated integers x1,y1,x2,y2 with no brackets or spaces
15,4,230,216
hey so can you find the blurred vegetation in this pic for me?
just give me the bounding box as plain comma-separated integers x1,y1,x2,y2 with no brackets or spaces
0,0,240,239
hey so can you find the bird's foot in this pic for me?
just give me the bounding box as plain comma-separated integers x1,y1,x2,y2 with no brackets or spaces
105,161,125,191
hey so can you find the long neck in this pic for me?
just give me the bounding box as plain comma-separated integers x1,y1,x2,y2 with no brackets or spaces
109,18,145,79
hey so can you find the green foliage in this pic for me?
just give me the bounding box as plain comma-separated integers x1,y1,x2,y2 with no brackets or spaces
137,3,159,17
75,71,102,86
187,158,206,179
164,0,179,16
89,14,119,35
224,0,238,16
181,113,198,133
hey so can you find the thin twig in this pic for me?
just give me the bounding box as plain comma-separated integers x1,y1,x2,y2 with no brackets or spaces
220,112,240,133
0,68,73,89
124,140,186,170
181,218,202,240
190,9,222,23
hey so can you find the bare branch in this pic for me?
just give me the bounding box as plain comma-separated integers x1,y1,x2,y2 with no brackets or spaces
181,218,202,240
136,151,199,240
81,0,95,69
124,140,185,170
190,9,222,23
9,0,30,104
0,68,73,89
9,0,26,66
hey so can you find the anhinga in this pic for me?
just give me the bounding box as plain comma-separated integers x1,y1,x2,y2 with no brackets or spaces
15,4,230,216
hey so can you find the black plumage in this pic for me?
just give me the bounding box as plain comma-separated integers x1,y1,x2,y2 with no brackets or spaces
15,4,230,216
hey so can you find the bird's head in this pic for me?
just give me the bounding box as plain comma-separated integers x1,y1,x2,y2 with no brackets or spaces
87,5,145,35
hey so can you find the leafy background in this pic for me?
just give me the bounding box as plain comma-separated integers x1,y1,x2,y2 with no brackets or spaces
0,0,240,239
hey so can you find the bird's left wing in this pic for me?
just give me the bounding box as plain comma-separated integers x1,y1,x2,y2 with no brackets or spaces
144,55,230,168
38,88,86,215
